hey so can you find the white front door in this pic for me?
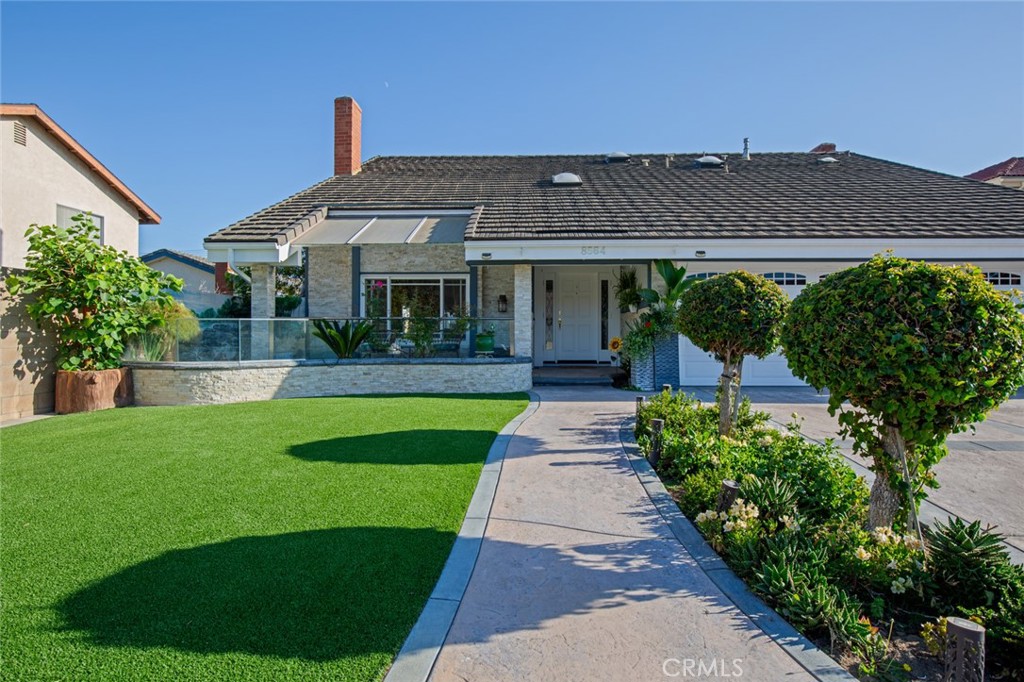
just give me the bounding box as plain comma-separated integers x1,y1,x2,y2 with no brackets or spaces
556,271,600,362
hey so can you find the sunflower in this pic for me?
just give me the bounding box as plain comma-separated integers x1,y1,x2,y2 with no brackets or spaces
608,336,623,352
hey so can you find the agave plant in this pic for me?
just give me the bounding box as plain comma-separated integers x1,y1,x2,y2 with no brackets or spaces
311,319,376,359
925,517,1011,608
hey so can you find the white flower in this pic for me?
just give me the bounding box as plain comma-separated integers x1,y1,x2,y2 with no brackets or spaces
723,521,735,533
855,546,872,561
695,512,708,523
890,577,912,594
780,515,800,531
902,534,922,550
758,436,774,447
873,527,895,545
887,560,899,571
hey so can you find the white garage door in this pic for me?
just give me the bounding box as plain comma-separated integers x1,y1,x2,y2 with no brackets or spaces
677,272,808,387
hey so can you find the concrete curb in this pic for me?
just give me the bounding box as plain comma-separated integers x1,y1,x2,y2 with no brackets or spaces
384,391,542,682
618,417,858,682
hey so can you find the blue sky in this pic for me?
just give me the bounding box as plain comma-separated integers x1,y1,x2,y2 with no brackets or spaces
2,1,1022,254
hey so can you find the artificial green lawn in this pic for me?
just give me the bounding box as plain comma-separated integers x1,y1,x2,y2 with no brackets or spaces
0,394,528,681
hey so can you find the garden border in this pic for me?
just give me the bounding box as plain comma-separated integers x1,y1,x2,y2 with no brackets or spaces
383,391,541,682
618,416,858,682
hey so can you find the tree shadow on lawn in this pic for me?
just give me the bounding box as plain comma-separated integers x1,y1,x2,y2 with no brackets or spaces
58,527,454,662
288,429,502,465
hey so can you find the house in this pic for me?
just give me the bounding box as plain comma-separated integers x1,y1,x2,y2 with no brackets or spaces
142,248,232,313
204,96,1024,388
1,104,160,419
966,157,1024,190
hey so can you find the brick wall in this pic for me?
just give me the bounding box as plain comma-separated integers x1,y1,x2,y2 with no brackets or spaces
131,359,533,406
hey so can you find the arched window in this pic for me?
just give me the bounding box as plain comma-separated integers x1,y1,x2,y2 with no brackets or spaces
983,272,1022,286
762,272,807,286
685,272,721,281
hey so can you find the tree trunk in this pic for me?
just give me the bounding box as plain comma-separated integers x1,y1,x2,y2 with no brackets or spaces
731,358,744,424
867,469,902,530
867,424,909,530
718,360,734,436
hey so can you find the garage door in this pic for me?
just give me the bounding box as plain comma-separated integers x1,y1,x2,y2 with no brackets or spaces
677,272,808,387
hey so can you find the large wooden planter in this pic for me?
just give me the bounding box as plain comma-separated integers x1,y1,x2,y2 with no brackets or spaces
55,368,134,414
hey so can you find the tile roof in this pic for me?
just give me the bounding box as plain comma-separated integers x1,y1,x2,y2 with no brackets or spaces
966,157,1024,181
142,248,217,273
206,152,1024,244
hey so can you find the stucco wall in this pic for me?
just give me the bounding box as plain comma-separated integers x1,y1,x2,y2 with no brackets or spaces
146,256,228,313
131,358,533,406
0,269,56,419
1,116,143,268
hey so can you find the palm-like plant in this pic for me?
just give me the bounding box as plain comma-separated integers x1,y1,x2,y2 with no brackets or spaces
311,319,376,359
637,259,694,309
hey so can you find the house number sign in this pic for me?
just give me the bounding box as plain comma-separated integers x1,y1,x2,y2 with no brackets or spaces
581,246,606,256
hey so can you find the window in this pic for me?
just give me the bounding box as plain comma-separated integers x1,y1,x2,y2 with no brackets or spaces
685,272,720,280
762,272,807,286
362,276,468,319
57,205,104,243
983,272,1021,286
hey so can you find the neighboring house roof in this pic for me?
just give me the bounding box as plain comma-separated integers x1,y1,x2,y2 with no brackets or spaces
966,157,1024,182
0,103,161,224
206,152,1024,244
142,248,216,274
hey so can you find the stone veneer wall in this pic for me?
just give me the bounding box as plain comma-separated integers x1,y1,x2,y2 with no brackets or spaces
306,244,469,318
131,358,533,406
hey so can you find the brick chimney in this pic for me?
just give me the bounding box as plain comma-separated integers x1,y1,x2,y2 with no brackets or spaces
334,96,362,175
215,262,233,294
809,142,837,154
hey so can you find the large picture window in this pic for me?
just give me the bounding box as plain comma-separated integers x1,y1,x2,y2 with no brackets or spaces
362,276,468,319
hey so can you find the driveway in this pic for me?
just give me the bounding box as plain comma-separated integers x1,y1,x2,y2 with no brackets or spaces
687,387,1024,564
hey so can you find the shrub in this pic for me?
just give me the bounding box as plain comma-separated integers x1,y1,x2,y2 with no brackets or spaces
4,217,181,370
676,271,790,435
620,260,693,363
311,319,375,359
129,300,202,361
783,254,1024,532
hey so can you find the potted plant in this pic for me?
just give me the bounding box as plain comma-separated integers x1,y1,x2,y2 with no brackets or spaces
475,323,496,353
3,216,181,413
614,267,644,312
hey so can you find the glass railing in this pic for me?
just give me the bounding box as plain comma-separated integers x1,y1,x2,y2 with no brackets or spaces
124,317,517,363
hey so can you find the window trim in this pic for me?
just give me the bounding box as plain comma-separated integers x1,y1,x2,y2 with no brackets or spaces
56,204,105,244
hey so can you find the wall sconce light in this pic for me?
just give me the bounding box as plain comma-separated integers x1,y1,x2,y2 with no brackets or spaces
695,250,707,258
497,294,508,313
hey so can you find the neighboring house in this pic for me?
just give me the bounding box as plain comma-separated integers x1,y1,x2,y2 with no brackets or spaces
205,96,1024,387
1,104,160,419
142,248,231,313
966,157,1024,189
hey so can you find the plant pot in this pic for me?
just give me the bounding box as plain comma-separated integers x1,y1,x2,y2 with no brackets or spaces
475,335,495,353
55,368,134,414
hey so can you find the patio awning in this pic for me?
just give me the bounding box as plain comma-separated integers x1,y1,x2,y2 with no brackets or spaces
292,211,469,246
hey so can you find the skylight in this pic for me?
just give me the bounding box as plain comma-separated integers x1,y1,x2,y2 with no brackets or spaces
552,172,583,186
695,154,724,168
818,156,839,164
605,152,630,163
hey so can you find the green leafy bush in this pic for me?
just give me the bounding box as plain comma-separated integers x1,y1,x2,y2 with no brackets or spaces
129,300,202,361
783,254,1024,531
676,271,790,435
4,217,181,370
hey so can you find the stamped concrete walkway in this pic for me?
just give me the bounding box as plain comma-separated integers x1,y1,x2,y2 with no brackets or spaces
427,386,838,682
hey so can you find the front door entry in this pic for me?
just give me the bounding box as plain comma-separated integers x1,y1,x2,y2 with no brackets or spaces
555,271,599,362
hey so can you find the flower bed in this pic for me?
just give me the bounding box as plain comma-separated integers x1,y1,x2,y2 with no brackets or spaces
636,390,1024,679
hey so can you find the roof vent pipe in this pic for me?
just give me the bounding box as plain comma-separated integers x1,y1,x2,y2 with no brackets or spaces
742,137,750,161
665,154,674,168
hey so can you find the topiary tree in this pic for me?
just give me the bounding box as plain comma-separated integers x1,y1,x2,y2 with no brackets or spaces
782,254,1024,534
4,216,182,371
676,271,790,435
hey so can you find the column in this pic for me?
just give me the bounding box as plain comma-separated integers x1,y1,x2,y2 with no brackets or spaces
249,264,276,360
513,264,532,359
